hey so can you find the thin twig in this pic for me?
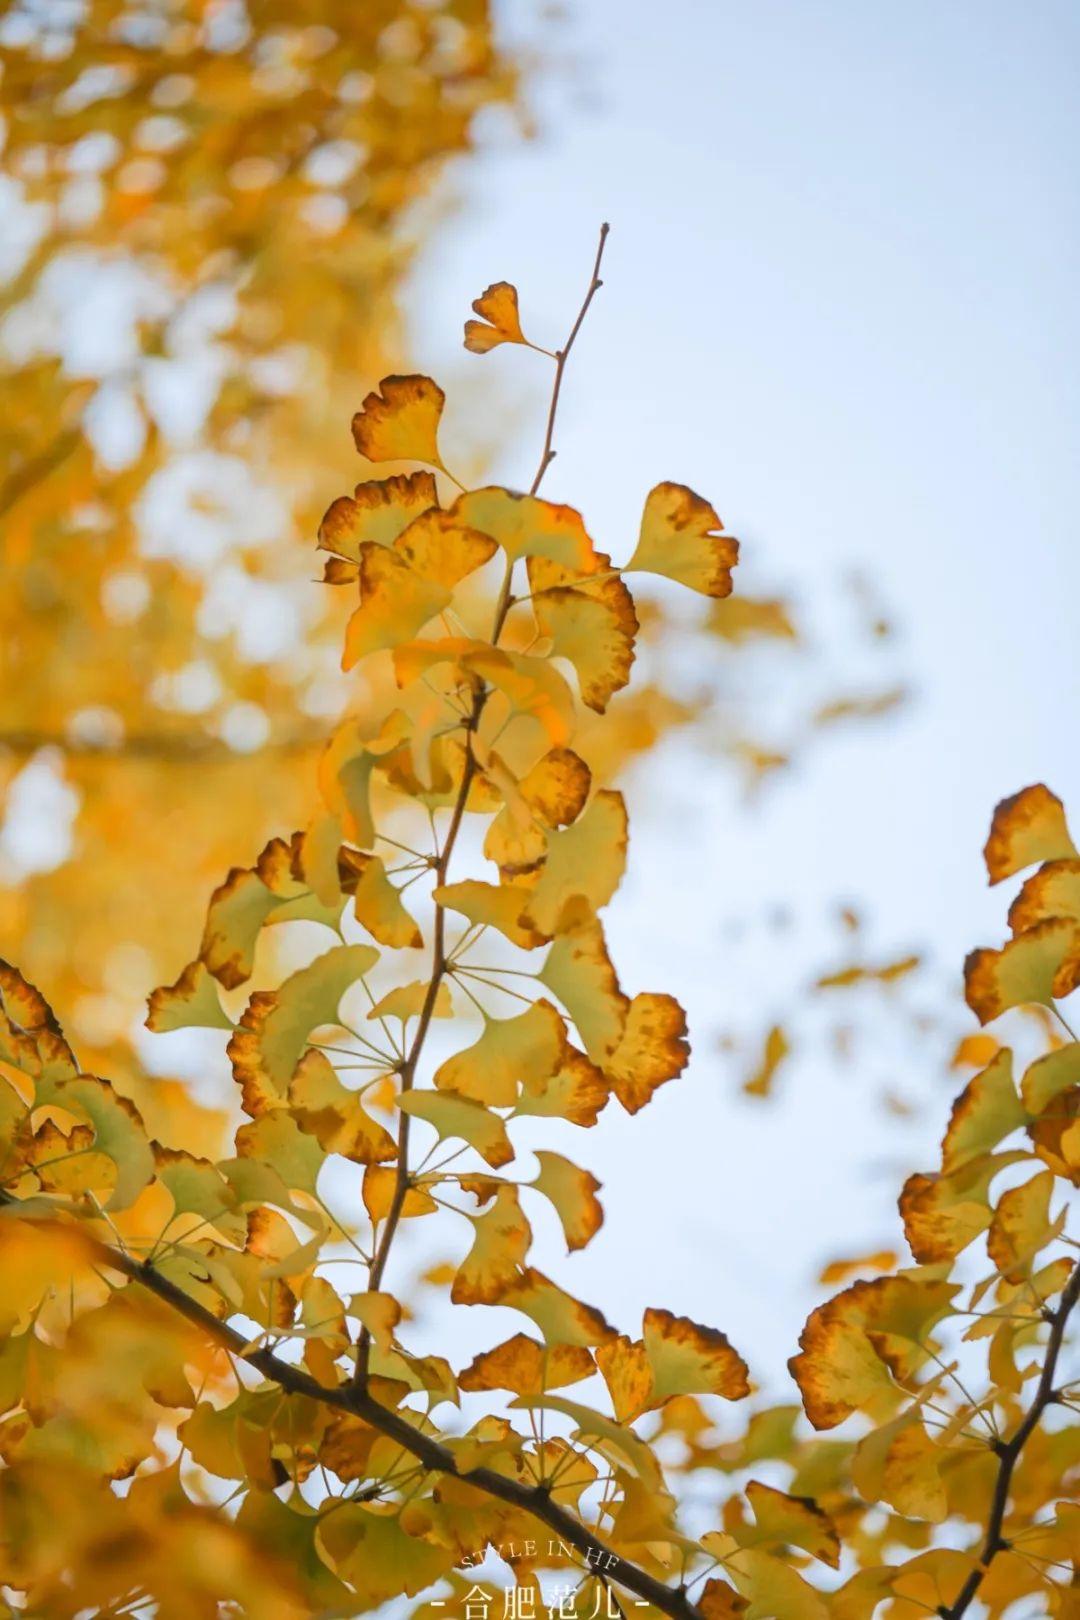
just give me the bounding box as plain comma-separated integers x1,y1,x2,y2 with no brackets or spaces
940,1258,1080,1618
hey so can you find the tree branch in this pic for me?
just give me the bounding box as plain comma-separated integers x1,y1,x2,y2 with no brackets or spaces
355,222,612,1381
0,1190,699,1620
941,1257,1080,1619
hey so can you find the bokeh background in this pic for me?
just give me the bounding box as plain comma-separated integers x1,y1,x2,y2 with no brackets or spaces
2,0,1077,1388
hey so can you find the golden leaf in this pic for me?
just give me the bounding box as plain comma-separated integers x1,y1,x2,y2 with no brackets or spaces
451,1185,532,1304
643,1307,750,1405
605,992,689,1114
528,553,638,713
351,375,447,470
458,1333,594,1396
983,783,1077,884
399,1090,514,1171
342,544,452,670
530,1150,603,1252
964,918,1080,1023
539,906,629,1064
940,1050,1025,1171
288,1050,396,1166
626,482,739,598
464,282,528,352
318,472,439,561
434,1000,568,1107
146,961,232,1034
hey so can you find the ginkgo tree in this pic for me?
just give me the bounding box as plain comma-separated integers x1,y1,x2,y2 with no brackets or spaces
0,231,1077,1620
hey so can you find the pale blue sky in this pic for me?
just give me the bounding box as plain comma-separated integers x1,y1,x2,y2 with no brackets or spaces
400,0,1080,1379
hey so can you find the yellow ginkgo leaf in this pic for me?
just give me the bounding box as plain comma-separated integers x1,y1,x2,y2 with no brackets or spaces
458,1333,594,1396
318,709,412,851
726,1549,828,1620
342,544,452,670
983,782,1077,884
392,507,497,587
317,472,439,561
643,1307,749,1405
1008,857,1080,933
434,1000,568,1107
987,1169,1059,1282
852,1414,948,1523
367,981,453,1024
522,790,628,937
228,944,379,1116
964,918,1080,1024
605,991,689,1114
899,1153,1016,1264
495,1267,615,1346
539,906,629,1064
1021,1041,1080,1114
433,879,547,950
515,1047,611,1128
626,482,739,598
341,851,423,950
483,746,592,879
399,1089,514,1170
530,1150,603,1252
451,487,596,570
940,1049,1025,1171
528,553,638,714
451,1185,532,1305
146,960,233,1034
351,374,447,470
363,1165,437,1224
740,1480,840,1567
348,1290,402,1355
464,281,528,352
288,1050,396,1166
595,1334,653,1422
742,1024,791,1099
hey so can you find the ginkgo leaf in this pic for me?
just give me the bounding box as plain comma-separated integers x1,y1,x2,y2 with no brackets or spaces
451,488,596,570
234,1109,325,1198
539,906,629,1064
351,375,447,470
434,1000,568,1107
348,1290,402,1354
626,482,739,598
458,1333,594,1396
741,1480,840,1567
433,879,547,950
530,1150,603,1252
317,1502,455,1606
399,1090,513,1170
464,282,528,352
643,1307,750,1405
940,1049,1025,1171
34,1074,154,1212
198,845,291,991
495,1267,615,1346
393,638,578,748
317,472,439,561
789,1277,944,1430
595,1335,654,1422
367,980,453,1024
342,544,452,670
515,1047,611,1128
228,944,379,1115
522,790,628,936
964,918,1080,1023
852,1414,948,1523
1021,1041,1080,1114
391,507,497,587
288,1050,396,1166
146,961,233,1033
483,746,592,879
899,1153,1021,1264
604,991,690,1115
987,1169,1058,1282
1008,857,1080,933
528,554,638,713
362,1165,437,1223
983,783,1077,884
451,1185,531,1304
340,851,423,949
726,1548,828,1620
318,710,412,851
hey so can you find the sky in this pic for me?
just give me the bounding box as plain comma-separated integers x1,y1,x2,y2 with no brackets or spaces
395,0,1080,1383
